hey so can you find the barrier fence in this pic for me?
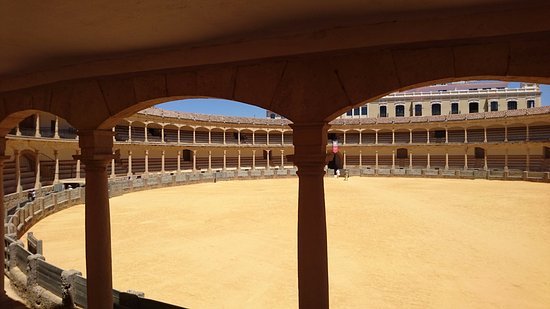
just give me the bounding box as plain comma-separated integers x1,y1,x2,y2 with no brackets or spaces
2,166,548,308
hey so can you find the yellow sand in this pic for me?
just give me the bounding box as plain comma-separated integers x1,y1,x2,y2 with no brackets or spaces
25,178,550,308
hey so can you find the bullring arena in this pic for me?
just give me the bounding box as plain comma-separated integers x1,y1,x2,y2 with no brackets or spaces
20,177,550,308
3,3,550,308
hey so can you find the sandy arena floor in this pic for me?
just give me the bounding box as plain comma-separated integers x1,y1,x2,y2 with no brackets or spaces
24,177,550,308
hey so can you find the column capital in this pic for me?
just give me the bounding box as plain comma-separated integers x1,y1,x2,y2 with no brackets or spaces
290,122,329,176
74,130,117,165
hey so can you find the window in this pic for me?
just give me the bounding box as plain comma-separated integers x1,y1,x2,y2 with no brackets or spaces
527,100,535,108
270,113,276,119
474,147,485,159
361,106,368,116
490,101,498,112
469,102,479,113
396,148,408,159
507,101,517,110
414,104,422,116
431,103,441,116
451,103,459,114
395,105,405,117
380,106,387,117
354,107,360,116
346,110,353,116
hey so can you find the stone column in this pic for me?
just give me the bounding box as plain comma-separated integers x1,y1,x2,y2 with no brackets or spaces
504,125,508,142
484,127,487,143
237,150,241,170
427,151,431,169
54,150,60,183
392,150,395,169
375,130,378,144
445,127,448,143
128,122,132,142
445,150,449,170
238,130,241,145
504,147,509,171
484,149,488,171
34,150,41,189
391,129,395,144
16,123,21,136
252,131,256,145
177,127,181,144
343,151,347,169
526,146,530,171
144,124,148,143
74,130,116,309
343,131,346,145
192,128,196,144
161,125,165,143
192,150,197,172
208,129,212,144
223,150,227,171
426,129,430,144
76,150,81,179
127,150,133,176
375,150,379,170
15,149,22,193
177,150,181,172
0,137,11,300
289,122,329,309
161,150,165,173
266,150,270,169
252,150,256,170
281,149,285,168
54,116,60,139
208,151,212,171
281,131,285,145
409,151,413,169
223,129,226,145
359,130,362,144
464,128,468,143
110,156,116,178
266,131,270,145
144,149,149,175
35,113,41,137
359,150,363,168
464,149,469,170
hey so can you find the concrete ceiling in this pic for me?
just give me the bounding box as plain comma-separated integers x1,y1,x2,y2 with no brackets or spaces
1,0,549,88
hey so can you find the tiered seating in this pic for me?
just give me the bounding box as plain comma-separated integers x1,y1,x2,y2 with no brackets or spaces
467,128,484,142
131,127,146,142
529,125,550,141
507,126,527,141
180,130,193,143
164,129,179,142
114,125,129,141
224,132,238,144
378,155,392,167
147,158,162,172
254,133,268,144
448,129,465,143
240,132,253,144
377,131,392,144
195,131,209,143
210,131,224,144
412,130,427,143
487,155,505,169
283,133,293,145
344,132,359,144
361,155,376,166
412,155,427,167
448,155,464,168
429,155,446,168
394,131,409,144
361,132,376,144
507,155,527,170
486,127,505,142
3,161,36,194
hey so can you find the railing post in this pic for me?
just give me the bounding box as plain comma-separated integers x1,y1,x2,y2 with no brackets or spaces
61,269,82,307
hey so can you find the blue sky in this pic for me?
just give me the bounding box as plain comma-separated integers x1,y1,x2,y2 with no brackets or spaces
157,83,550,117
